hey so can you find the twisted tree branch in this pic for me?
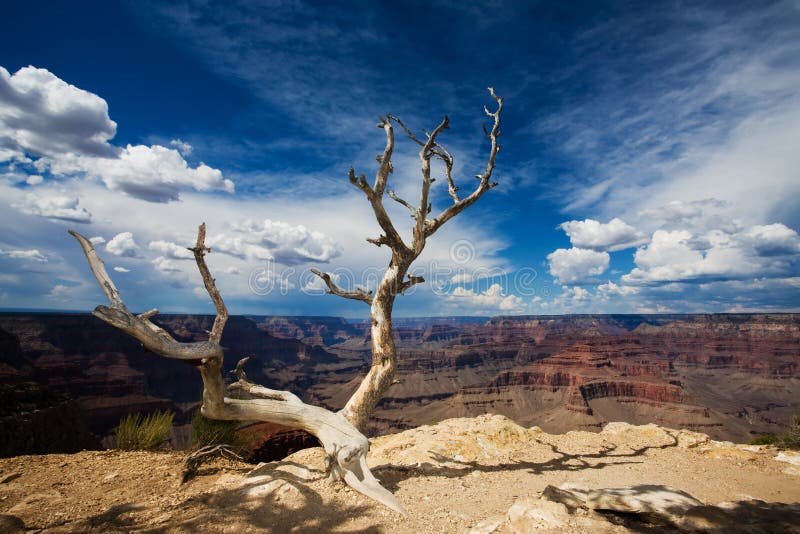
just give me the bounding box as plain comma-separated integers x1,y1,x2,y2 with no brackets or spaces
189,223,228,344
310,268,373,305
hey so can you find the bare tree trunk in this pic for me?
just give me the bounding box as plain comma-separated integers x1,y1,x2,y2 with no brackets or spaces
340,263,405,432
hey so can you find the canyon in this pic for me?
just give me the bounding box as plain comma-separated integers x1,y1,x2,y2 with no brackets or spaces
0,312,798,454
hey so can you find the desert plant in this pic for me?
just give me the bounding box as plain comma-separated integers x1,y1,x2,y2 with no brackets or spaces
115,410,174,451
190,408,240,448
776,413,800,449
749,434,778,446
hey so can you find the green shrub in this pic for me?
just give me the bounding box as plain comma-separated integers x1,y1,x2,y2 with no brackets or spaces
749,434,778,446
190,408,240,449
776,414,800,450
115,410,174,451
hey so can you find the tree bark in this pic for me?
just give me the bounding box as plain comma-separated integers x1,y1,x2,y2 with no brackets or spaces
339,263,404,432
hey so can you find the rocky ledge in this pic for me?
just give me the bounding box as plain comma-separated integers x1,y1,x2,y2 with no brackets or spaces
1,415,798,533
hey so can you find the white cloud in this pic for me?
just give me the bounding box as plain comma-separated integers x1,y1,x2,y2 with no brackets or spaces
547,247,609,284
25,175,43,185
47,284,73,300
148,239,194,259
106,232,140,257
0,65,117,159
0,248,47,262
12,190,91,223
113,266,130,273
208,219,341,266
596,281,638,298
152,256,181,272
169,138,193,155
89,236,105,245
622,225,800,285
223,266,241,275
448,283,524,312
745,223,800,256
1,65,233,203
559,217,646,251
47,144,234,203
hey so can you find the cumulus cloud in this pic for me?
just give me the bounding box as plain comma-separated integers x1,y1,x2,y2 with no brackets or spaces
113,266,130,273
638,199,741,234
1,65,233,203
89,236,105,245
105,232,140,257
11,190,91,223
208,219,341,266
0,65,118,159
148,240,194,259
47,144,234,203
449,283,524,312
745,223,800,256
622,225,800,285
559,217,646,251
169,138,193,155
547,247,609,284
47,284,73,300
0,248,47,262
152,256,181,272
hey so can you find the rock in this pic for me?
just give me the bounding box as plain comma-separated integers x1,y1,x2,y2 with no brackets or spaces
468,516,503,534
775,451,800,466
0,472,21,484
672,429,711,448
601,422,672,441
784,466,800,476
541,484,590,509
505,497,625,533
585,484,703,523
102,472,119,482
369,414,541,468
273,463,315,481
8,490,64,514
678,500,800,533
507,498,571,532
0,514,25,534
702,446,760,462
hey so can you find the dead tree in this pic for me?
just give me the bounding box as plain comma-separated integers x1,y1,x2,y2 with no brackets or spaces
312,87,503,432
69,225,404,513
70,88,502,514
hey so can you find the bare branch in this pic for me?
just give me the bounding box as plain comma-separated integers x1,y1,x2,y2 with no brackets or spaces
233,356,250,381
310,268,373,305
373,118,394,195
399,274,425,294
425,87,503,237
366,235,390,247
387,189,418,217
189,223,228,344
412,115,450,253
68,230,127,311
69,229,221,362
348,167,370,193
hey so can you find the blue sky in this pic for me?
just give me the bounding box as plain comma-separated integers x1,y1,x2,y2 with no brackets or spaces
1,0,799,316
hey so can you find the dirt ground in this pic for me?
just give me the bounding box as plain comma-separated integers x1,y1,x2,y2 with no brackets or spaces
1,416,799,533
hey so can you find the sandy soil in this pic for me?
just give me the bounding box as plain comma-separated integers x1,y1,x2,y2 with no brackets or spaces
1,416,798,533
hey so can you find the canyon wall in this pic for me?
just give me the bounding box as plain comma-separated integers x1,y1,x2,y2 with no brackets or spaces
1,312,798,453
